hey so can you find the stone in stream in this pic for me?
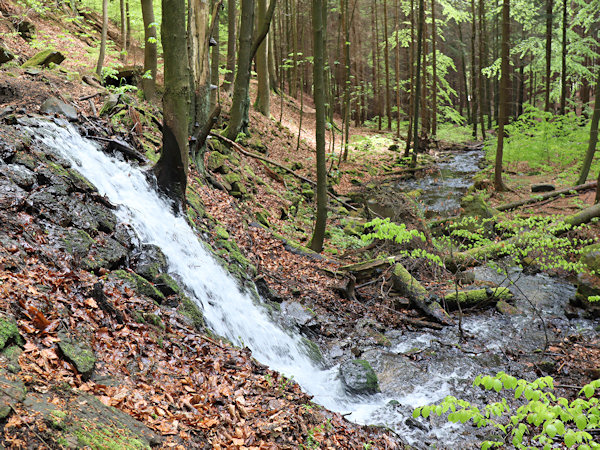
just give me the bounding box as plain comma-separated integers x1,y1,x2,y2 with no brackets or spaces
339,359,380,395
531,183,555,193
39,97,78,121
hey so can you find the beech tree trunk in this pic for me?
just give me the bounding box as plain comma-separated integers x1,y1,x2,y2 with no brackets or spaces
494,0,510,191
153,0,189,205
223,0,236,93
578,68,600,185
95,0,108,77
140,0,157,100
410,0,424,168
309,0,327,252
254,0,270,116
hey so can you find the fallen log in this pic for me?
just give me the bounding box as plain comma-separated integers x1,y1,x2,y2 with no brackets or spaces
496,181,597,212
339,256,396,281
564,202,600,228
391,263,453,325
443,287,513,311
88,136,148,164
212,133,358,211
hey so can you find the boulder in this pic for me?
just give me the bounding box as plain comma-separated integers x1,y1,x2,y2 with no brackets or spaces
206,151,228,173
83,237,128,272
0,177,27,209
21,49,65,68
460,193,496,219
39,97,78,121
132,244,168,281
0,314,23,351
57,331,96,380
0,164,35,189
0,370,26,419
339,359,380,395
573,272,600,317
0,45,15,65
581,244,600,274
109,269,165,303
99,93,120,116
531,183,555,193
281,301,319,333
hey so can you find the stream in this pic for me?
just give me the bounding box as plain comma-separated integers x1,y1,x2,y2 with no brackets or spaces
25,121,598,448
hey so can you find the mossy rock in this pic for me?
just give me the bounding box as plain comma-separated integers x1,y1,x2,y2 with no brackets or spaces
339,359,380,395
574,273,600,317
0,315,23,352
142,313,164,330
153,273,183,297
496,300,522,316
0,370,26,419
580,244,600,274
109,270,165,303
301,188,315,200
186,189,205,220
21,49,65,68
2,345,22,373
83,237,128,272
460,193,497,219
206,151,228,173
215,226,230,240
57,332,96,380
256,210,271,228
444,287,512,311
59,229,94,257
301,338,324,366
176,295,205,331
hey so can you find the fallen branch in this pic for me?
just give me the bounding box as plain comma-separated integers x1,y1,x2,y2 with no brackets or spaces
496,181,597,212
212,133,358,211
87,135,148,164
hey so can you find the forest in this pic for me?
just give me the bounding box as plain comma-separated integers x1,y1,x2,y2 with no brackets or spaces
0,0,600,448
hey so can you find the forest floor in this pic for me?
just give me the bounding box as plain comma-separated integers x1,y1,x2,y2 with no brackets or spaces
1,1,600,448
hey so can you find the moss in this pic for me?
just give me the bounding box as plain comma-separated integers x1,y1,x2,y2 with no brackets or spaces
186,189,205,220
142,313,164,330
496,300,521,315
206,152,228,172
444,287,512,310
215,226,230,240
60,229,94,256
177,296,205,331
2,345,22,373
21,49,65,68
49,410,68,429
57,333,96,379
223,173,242,185
0,314,23,351
72,420,149,450
256,210,271,228
110,270,165,303
154,273,183,297
301,338,324,366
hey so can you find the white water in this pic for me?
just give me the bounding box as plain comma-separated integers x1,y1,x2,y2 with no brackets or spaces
27,120,392,426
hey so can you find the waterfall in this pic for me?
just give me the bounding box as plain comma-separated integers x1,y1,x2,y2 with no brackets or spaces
25,119,387,423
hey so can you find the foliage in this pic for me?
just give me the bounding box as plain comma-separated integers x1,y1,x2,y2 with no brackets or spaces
414,372,600,449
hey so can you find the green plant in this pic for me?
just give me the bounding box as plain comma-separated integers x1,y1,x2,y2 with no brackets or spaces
414,372,600,449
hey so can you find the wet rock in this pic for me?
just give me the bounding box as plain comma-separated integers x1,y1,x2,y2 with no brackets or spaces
39,97,78,121
176,295,205,331
0,177,27,209
69,200,99,232
83,237,128,272
339,359,380,395
27,189,70,225
21,49,65,68
99,93,120,116
0,370,26,419
2,345,22,374
0,314,23,351
281,301,319,333
132,244,168,281
531,183,555,193
153,273,183,297
0,164,36,189
113,222,139,249
58,228,94,256
0,140,16,161
0,45,15,65
301,337,324,366
57,331,96,380
109,269,165,303
573,272,600,317
460,193,496,219
496,300,522,315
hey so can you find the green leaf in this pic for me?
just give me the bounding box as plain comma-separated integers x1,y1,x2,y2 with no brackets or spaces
493,379,503,393
565,431,577,447
546,424,557,438
584,385,595,398
575,415,588,430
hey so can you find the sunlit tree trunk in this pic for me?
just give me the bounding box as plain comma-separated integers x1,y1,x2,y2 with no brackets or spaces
404,0,414,156
120,0,127,61
470,0,477,139
210,1,221,111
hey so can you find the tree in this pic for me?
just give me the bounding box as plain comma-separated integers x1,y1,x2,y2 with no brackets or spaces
544,0,553,112
153,0,189,206
494,0,510,192
410,0,424,168
223,0,237,93
95,0,108,77
254,0,271,116
559,0,567,114
309,0,327,252
140,0,158,100
578,68,600,185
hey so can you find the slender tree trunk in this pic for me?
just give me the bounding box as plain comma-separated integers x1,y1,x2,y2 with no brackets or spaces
255,0,270,116
225,0,255,139
309,0,327,252
578,68,600,185
154,0,189,205
342,0,352,160
404,0,415,156
223,0,237,92
494,0,510,192
411,0,424,168
126,0,131,48
431,0,437,136
459,24,471,125
268,34,279,92
560,0,567,115
383,0,392,130
482,0,491,129
394,0,401,137
470,0,478,139
120,0,127,61
95,0,108,77
545,0,553,112
210,1,221,111
141,0,158,100
477,0,485,137
374,0,382,131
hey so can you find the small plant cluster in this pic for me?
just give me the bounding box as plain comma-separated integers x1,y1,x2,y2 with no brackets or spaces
362,217,443,267
414,372,600,449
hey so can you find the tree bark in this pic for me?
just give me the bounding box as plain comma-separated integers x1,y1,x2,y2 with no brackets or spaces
431,0,437,136
560,0,567,115
153,0,190,206
210,1,221,111
470,0,478,139
120,0,127,61
140,0,158,100
95,0,108,77
383,0,392,130
223,0,236,93
494,0,510,191
410,0,424,168
254,0,270,116
578,68,600,185
544,0,553,112
309,0,327,252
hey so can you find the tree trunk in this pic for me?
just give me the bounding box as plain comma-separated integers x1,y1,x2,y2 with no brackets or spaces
404,0,415,156
153,0,190,206
95,0,108,77
268,34,279,92
560,0,567,115
470,0,477,139
494,0,510,191
342,0,352,160
383,0,392,130
140,0,158,100
254,0,270,116
394,0,401,137
431,0,437,136
410,0,424,168
477,0,485,137
225,0,255,139
223,0,236,93
578,68,600,185
544,0,553,112
120,0,127,61
210,1,221,111
309,0,327,252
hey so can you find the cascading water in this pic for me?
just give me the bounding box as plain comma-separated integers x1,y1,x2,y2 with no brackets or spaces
24,119,395,431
